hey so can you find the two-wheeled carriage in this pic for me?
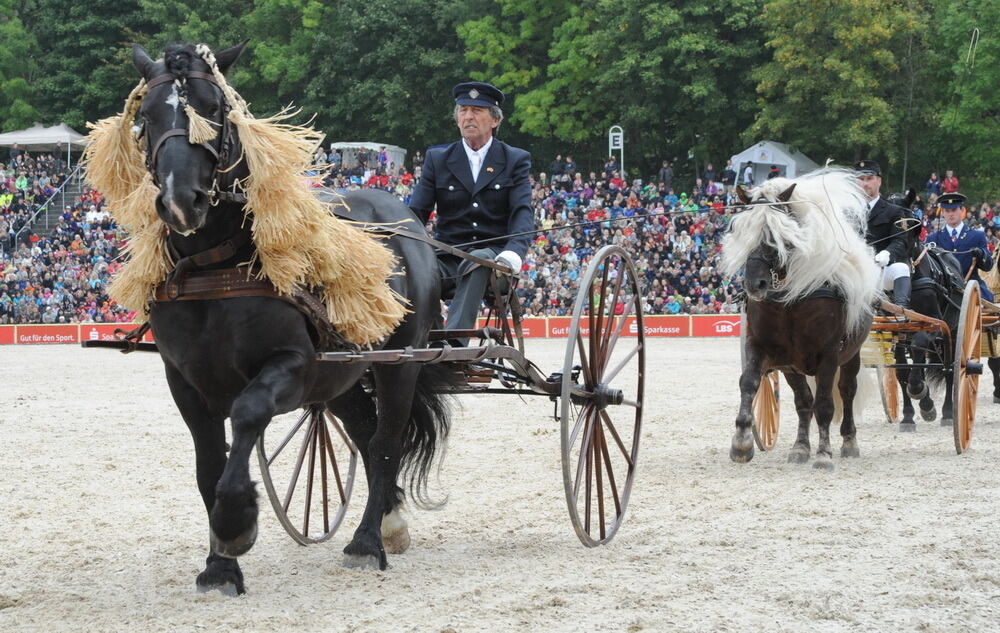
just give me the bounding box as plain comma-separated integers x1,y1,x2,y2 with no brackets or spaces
86,243,646,548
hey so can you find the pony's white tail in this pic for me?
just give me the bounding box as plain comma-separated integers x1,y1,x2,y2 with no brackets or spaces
807,366,875,426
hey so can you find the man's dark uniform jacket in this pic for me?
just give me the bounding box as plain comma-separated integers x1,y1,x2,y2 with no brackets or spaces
866,197,911,264
409,139,534,258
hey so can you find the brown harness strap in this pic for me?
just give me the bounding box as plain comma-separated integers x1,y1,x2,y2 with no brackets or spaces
152,268,353,352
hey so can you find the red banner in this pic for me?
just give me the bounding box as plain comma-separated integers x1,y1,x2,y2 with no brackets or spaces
16,325,80,345
690,314,741,337
0,326,13,345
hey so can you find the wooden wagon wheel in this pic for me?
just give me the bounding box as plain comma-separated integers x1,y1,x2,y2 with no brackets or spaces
953,281,982,454
739,311,780,451
560,245,645,547
256,404,359,544
877,365,902,424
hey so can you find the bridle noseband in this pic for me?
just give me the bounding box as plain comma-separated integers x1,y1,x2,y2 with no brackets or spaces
747,196,789,291
138,70,240,203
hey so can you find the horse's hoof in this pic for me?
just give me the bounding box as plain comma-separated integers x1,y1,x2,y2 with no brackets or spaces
840,442,861,458
899,422,917,433
342,553,383,570
730,445,754,463
196,555,245,595
197,582,242,597
787,447,810,464
381,509,411,555
812,455,835,471
920,406,937,422
210,524,258,560
940,417,954,427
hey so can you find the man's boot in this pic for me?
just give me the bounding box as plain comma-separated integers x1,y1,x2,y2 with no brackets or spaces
893,275,911,309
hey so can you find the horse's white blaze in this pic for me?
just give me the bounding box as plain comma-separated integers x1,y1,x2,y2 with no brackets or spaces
162,173,193,235
166,84,180,125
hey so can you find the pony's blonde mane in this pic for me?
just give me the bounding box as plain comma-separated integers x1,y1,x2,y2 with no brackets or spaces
722,167,881,333
83,44,406,346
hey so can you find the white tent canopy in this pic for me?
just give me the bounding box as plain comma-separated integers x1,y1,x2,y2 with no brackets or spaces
729,140,819,184
329,142,406,172
0,123,88,151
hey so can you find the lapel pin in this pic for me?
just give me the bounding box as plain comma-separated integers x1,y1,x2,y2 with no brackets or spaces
486,167,494,173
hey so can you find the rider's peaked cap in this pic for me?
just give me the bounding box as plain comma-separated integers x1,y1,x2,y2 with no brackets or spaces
453,82,504,108
853,159,881,176
938,192,966,209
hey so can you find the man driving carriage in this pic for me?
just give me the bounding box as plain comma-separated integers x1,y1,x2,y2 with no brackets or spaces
408,81,534,344
857,160,916,308
925,192,994,301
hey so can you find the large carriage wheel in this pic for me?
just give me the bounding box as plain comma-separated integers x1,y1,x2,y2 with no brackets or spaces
256,404,358,544
953,281,982,454
560,245,644,547
877,365,902,424
740,311,780,451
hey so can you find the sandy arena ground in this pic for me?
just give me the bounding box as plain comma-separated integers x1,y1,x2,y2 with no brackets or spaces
1,338,999,632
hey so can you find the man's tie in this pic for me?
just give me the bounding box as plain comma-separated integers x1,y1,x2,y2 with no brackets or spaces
951,229,958,241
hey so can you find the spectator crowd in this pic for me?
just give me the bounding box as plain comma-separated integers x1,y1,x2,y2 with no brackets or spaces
4,141,999,325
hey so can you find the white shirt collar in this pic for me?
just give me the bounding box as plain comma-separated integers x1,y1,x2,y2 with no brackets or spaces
947,222,965,236
462,137,493,180
868,195,880,211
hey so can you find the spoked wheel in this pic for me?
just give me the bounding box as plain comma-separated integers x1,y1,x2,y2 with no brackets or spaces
561,245,645,547
953,281,982,454
877,366,902,424
752,372,780,451
740,311,779,451
256,404,359,544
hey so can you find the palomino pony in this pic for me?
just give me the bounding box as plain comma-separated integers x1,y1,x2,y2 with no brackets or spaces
723,169,881,469
115,43,452,593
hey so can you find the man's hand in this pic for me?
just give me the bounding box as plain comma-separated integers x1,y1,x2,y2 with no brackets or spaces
495,250,522,275
874,250,890,267
971,247,986,262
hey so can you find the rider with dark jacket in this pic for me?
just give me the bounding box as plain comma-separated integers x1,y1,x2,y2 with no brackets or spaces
858,160,913,307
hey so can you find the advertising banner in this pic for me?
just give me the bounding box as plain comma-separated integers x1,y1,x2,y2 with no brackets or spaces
16,325,80,345
690,314,741,337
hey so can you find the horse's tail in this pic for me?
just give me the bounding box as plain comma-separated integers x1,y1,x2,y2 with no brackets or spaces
400,363,457,510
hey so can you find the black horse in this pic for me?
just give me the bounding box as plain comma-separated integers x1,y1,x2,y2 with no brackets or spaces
889,244,965,429
130,43,451,593
725,172,878,470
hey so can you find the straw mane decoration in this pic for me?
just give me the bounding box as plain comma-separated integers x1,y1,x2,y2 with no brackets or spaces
83,44,407,346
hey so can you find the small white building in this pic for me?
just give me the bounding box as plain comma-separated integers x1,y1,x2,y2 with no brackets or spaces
729,140,819,185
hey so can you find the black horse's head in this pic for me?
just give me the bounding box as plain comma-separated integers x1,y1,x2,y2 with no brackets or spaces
736,184,797,301
132,43,247,235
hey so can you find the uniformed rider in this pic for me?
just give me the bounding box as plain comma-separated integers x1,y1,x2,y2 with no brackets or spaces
925,192,994,301
408,82,534,342
857,160,913,308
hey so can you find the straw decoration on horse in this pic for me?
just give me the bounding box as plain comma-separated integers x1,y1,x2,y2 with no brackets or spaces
83,45,407,346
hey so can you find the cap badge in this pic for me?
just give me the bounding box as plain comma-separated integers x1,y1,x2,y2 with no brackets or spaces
469,88,480,99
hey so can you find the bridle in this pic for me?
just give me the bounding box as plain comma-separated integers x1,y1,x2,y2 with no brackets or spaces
137,71,242,205
747,196,789,291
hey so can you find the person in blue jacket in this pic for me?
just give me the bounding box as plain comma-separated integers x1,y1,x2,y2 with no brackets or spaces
409,81,534,340
925,192,994,301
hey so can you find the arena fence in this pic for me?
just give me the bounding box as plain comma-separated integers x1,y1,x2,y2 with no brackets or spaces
0,314,742,345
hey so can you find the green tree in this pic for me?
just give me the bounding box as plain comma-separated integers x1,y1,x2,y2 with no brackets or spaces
19,0,157,128
934,0,1000,198
460,0,766,183
0,0,40,130
751,0,929,171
